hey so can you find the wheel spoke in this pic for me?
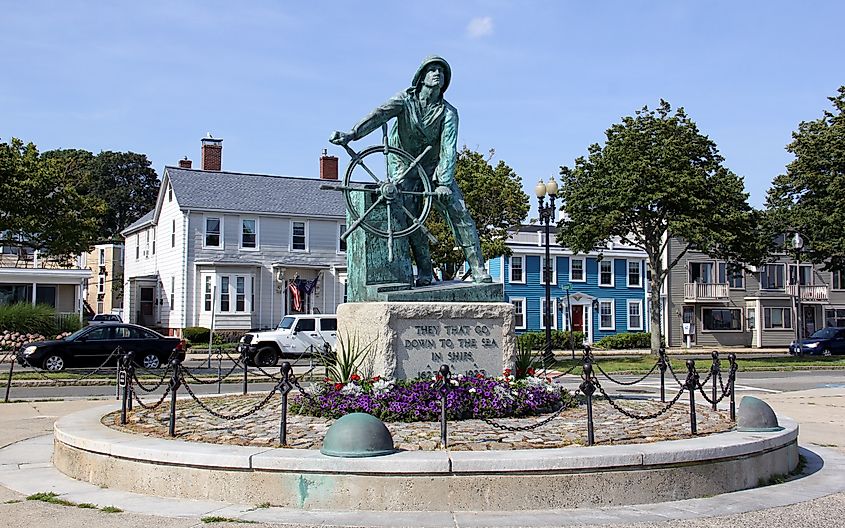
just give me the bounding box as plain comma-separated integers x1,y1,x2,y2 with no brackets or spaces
397,203,438,244
342,195,385,240
322,184,373,193
398,190,438,197
392,145,432,186
386,202,394,261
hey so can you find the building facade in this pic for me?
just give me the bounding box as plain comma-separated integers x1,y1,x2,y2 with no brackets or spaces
488,226,650,344
121,140,347,336
663,237,845,349
82,243,124,317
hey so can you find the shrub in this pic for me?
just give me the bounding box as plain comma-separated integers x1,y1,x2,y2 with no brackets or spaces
517,330,585,351
56,313,82,333
0,303,58,336
182,326,210,344
594,332,652,350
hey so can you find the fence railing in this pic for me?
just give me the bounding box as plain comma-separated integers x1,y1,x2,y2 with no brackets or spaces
684,282,730,301
787,284,829,301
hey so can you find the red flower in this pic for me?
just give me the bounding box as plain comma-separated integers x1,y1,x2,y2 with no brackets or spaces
503,368,512,376
372,376,381,382
476,373,484,379
350,373,361,382
323,377,331,383
334,383,343,390
435,374,443,381
527,368,535,375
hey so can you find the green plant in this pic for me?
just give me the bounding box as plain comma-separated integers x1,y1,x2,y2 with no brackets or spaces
316,332,373,383
101,505,123,513
593,332,653,350
55,313,82,333
517,330,585,351
182,326,210,343
0,303,58,336
26,491,76,507
201,516,256,524
513,339,540,379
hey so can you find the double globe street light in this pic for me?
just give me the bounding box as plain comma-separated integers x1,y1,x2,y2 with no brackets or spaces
536,178,559,368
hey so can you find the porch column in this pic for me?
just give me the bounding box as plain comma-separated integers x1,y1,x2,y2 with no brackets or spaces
31,281,37,305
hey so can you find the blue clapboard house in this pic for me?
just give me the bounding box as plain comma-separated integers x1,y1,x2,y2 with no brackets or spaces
486,225,651,344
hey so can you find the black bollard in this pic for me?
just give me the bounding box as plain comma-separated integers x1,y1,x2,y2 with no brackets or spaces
242,347,249,396
279,362,293,446
439,364,451,449
579,361,596,446
710,351,720,412
216,348,222,395
125,351,134,412
115,347,122,401
728,353,738,421
168,357,182,437
120,353,129,425
4,355,15,403
686,359,698,435
658,347,668,403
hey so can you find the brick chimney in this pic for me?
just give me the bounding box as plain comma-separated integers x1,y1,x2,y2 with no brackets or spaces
178,156,192,169
320,149,338,180
201,133,223,171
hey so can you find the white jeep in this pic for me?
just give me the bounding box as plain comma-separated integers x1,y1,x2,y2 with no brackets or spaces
237,315,338,367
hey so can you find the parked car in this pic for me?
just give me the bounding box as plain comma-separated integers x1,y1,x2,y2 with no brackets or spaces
789,327,845,356
89,313,123,324
237,315,338,367
17,323,186,372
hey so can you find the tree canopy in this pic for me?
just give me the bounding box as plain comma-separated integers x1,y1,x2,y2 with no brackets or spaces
766,86,845,270
556,101,759,353
0,139,105,262
425,147,530,279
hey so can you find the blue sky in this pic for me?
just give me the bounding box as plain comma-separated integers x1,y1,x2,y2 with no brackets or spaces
1,1,843,210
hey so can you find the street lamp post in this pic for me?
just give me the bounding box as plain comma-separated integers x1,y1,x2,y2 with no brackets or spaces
536,178,558,368
792,232,805,356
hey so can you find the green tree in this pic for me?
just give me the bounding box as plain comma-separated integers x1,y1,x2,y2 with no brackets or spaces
0,138,105,262
766,86,845,270
425,147,530,279
556,101,759,354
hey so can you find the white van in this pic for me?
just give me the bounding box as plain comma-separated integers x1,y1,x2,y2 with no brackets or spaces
237,315,337,367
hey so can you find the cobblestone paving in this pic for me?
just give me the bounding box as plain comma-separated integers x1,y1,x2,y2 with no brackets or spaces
107,392,732,450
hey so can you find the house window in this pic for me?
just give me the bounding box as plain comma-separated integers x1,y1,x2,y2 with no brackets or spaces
241,218,257,249
205,217,222,248
511,298,525,329
291,221,307,251
98,249,105,266
760,264,785,290
702,308,742,331
96,300,104,314
728,264,744,289
833,270,845,290
627,260,641,287
825,308,845,327
689,261,715,283
151,228,156,255
599,260,613,287
170,277,175,308
168,185,172,202
172,219,176,248
510,256,524,283
220,276,230,312
540,298,557,329
628,300,643,330
788,264,812,286
747,307,756,330
204,276,212,311
541,256,556,285
236,276,246,312
338,223,347,253
764,307,792,329
570,257,585,282
135,235,139,260
251,277,255,311
97,274,105,294
599,300,615,330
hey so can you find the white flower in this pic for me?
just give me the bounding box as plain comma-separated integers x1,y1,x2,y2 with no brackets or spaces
450,379,458,386
468,387,477,394
494,384,515,401
372,379,393,395
340,383,363,396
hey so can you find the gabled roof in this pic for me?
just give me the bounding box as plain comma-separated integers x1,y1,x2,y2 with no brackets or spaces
122,167,346,236
166,167,345,217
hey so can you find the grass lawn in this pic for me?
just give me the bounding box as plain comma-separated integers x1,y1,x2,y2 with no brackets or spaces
553,354,845,374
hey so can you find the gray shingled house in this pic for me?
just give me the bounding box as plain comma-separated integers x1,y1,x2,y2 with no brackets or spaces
121,140,347,335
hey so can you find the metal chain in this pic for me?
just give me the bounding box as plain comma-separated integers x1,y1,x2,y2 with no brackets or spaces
179,372,279,420
131,383,171,410
665,361,687,388
480,401,571,432
181,361,242,385
698,369,714,388
717,370,727,393
251,364,282,381
594,360,660,386
594,377,687,420
131,367,171,393
291,377,318,405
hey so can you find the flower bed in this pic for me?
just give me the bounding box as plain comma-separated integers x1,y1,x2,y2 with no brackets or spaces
290,371,575,422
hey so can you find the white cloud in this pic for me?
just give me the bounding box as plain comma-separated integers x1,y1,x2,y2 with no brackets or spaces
466,16,494,39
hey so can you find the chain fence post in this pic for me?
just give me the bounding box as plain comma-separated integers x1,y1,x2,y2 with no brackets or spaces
580,361,596,446
685,359,698,435
125,351,135,411
438,364,451,449
728,353,738,421
710,351,720,412
115,346,122,400
658,347,667,403
242,346,249,395
4,354,15,403
168,357,182,437
279,361,294,446
120,352,129,425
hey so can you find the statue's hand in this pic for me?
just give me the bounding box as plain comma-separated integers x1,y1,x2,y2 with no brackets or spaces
329,131,353,146
434,185,452,200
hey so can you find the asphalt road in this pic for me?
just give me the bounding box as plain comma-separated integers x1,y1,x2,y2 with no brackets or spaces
3,361,843,401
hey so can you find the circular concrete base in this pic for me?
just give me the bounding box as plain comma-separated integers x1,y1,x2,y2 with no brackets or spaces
53,404,799,511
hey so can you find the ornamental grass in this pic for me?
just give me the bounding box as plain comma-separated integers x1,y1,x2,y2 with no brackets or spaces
290,372,574,422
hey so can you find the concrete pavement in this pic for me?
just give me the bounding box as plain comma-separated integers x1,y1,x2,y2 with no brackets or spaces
0,389,844,527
